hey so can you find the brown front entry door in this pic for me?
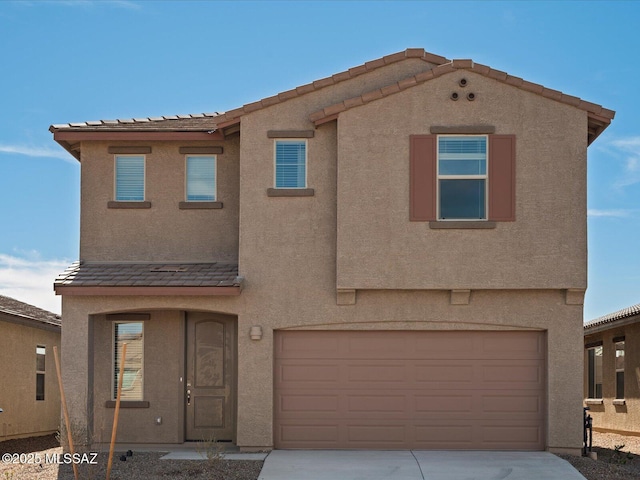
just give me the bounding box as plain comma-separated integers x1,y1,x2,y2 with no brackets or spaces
186,312,236,441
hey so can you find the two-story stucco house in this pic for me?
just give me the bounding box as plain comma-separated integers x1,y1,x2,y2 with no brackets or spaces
50,48,614,453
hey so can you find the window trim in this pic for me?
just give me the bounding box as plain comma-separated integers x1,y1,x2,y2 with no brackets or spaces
587,345,603,399
615,340,625,400
114,154,146,202
409,134,515,223
436,134,489,221
112,321,144,401
185,154,217,202
273,139,308,189
36,344,46,401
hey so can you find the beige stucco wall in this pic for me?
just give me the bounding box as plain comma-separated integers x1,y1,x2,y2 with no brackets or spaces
584,321,640,435
59,57,593,453
335,70,587,290
79,138,240,263
0,320,61,441
60,290,584,452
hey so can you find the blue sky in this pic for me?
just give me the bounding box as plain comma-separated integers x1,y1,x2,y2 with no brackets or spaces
0,0,638,319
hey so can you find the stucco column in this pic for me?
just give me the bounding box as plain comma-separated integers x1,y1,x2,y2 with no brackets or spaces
546,306,584,454
60,297,93,447
236,316,274,450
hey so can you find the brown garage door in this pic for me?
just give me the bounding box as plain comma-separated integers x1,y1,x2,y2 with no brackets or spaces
274,330,545,450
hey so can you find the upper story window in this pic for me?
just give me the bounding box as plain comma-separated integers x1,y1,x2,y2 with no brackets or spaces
409,133,515,224
437,135,487,220
615,340,625,399
115,155,145,201
113,322,144,401
186,155,216,201
587,345,603,399
275,140,306,189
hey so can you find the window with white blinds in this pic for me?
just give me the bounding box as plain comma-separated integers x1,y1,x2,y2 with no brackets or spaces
113,322,144,401
115,156,145,201
186,155,216,201
437,136,487,220
275,140,306,188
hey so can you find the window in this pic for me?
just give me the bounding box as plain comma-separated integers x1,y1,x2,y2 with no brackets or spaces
587,346,603,398
115,155,145,201
113,322,144,400
615,340,625,399
36,345,45,401
438,135,487,220
186,155,216,201
275,140,306,188
409,134,515,223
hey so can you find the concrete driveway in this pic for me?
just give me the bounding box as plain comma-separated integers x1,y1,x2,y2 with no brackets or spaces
258,450,586,480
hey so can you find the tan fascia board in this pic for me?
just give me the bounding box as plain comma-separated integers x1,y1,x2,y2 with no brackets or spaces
0,312,61,333
50,129,225,161
54,285,242,296
309,60,615,143
52,130,224,142
584,315,640,335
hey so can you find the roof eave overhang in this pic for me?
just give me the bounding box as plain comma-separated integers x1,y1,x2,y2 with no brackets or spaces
0,312,61,332
50,129,226,161
584,314,640,335
54,285,242,296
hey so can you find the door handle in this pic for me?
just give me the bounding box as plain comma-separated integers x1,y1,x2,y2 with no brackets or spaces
187,389,191,406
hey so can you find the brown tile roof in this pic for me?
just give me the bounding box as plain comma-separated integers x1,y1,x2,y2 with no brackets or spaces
49,113,223,132
584,302,640,331
309,59,615,145
54,262,242,288
0,295,61,327
49,48,448,133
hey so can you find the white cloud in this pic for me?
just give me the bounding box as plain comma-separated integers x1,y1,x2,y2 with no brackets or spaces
608,136,640,189
587,209,632,218
0,253,70,315
0,143,74,163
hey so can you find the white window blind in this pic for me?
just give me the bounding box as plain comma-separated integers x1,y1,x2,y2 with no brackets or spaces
437,136,487,220
115,156,145,201
113,322,144,401
275,140,306,188
186,156,216,201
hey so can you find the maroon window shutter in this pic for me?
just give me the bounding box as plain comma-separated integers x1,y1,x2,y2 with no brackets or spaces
410,135,436,221
489,135,516,221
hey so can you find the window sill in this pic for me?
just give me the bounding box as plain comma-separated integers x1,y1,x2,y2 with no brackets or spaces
107,201,151,209
429,221,496,229
179,201,223,209
584,398,604,405
104,400,150,408
613,399,626,406
267,188,315,197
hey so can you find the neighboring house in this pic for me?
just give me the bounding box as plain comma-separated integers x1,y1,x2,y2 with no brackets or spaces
0,295,61,441
584,303,640,435
50,48,614,453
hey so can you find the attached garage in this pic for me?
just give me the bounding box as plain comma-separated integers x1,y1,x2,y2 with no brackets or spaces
274,330,546,450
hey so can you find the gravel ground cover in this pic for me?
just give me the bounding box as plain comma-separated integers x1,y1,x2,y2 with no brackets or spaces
0,435,263,480
2,431,640,480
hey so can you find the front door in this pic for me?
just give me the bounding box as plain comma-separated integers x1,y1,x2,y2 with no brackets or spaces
185,312,236,441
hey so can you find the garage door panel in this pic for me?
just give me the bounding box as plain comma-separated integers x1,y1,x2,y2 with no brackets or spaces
274,331,546,450
481,395,542,414
278,364,339,382
414,394,474,413
279,394,339,412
